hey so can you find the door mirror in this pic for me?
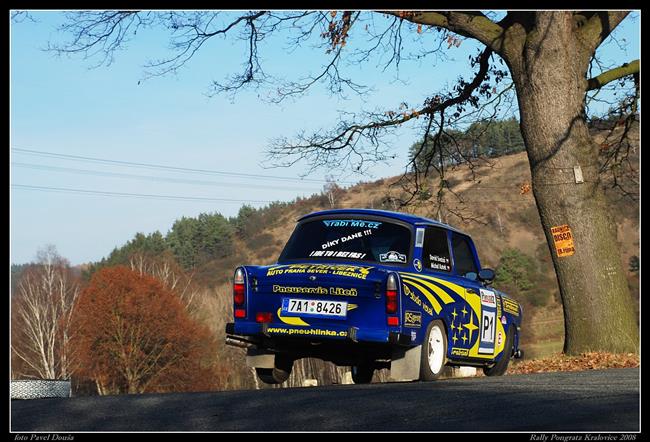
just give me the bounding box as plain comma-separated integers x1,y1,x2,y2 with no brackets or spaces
478,268,495,285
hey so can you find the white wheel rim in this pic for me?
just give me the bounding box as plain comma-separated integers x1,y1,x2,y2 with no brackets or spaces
428,325,445,374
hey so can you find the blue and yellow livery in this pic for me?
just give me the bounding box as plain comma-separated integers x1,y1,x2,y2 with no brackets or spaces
225,209,523,384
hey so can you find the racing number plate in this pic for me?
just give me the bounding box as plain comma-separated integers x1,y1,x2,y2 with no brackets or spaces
281,298,347,320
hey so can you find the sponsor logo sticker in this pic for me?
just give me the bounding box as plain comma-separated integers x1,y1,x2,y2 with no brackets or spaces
379,251,407,263
266,264,373,280
451,348,469,357
501,315,507,325
413,259,423,272
502,298,520,316
404,310,422,328
480,288,497,307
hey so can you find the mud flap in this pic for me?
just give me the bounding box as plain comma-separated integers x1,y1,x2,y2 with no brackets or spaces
246,348,275,369
389,345,422,381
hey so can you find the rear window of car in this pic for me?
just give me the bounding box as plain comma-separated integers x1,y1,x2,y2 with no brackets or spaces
279,218,411,264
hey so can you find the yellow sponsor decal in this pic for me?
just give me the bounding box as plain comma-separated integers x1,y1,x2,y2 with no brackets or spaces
401,275,455,304
403,280,442,314
272,285,358,296
451,348,469,357
400,272,465,298
266,264,373,280
266,327,347,337
276,308,310,326
403,284,434,316
497,295,502,318
551,224,575,257
502,298,520,316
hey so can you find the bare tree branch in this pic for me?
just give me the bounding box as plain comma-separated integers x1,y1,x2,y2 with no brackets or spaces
383,11,505,53
269,46,494,173
586,59,639,91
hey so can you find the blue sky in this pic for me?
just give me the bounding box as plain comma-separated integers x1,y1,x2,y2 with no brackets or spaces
10,11,640,265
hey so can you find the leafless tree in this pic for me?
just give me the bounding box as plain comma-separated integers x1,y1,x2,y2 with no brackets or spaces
322,175,344,209
11,245,80,379
128,251,200,312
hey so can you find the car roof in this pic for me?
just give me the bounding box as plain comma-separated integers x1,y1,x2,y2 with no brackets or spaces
298,208,467,235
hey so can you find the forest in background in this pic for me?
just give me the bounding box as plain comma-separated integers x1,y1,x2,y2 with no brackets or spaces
10,118,639,394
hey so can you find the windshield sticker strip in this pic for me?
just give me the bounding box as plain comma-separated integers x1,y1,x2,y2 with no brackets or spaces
309,250,367,259
322,219,382,229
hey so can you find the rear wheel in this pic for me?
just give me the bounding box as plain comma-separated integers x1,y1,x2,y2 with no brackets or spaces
420,320,448,381
255,354,293,384
483,327,515,377
351,364,374,384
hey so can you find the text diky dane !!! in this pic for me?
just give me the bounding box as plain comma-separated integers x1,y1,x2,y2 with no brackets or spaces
320,229,374,250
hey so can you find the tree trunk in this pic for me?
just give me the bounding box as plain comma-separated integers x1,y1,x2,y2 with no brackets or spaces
508,12,638,354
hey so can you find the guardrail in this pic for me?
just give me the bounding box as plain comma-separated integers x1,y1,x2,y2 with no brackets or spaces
10,379,71,399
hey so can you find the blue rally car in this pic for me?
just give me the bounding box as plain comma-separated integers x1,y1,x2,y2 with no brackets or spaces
225,209,523,384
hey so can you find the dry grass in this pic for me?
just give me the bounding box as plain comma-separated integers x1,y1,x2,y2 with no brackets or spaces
508,352,639,375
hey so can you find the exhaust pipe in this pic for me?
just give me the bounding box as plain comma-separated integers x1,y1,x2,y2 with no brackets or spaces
225,335,258,349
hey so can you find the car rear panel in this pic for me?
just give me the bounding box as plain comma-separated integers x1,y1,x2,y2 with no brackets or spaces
232,262,400,343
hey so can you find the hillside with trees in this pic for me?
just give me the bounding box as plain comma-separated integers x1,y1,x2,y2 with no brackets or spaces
11,119,638,393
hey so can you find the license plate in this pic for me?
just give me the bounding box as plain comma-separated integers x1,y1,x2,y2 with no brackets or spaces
281,298,347,320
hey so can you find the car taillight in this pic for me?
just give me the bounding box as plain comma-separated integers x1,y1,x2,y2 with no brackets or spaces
386,273,398,314
234,268,246,306
256,312,273,323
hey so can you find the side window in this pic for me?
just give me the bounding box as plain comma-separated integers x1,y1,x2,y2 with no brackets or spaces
422,227,451,272
451,234,478,277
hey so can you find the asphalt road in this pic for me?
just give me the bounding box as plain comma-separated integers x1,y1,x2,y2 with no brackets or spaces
11,368,639,432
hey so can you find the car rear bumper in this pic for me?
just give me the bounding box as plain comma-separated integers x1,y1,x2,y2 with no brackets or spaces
226,322,411,346
226,323,411,366
227,321,409,345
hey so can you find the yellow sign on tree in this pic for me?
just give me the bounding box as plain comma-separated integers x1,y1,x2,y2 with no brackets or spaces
551,225,575,257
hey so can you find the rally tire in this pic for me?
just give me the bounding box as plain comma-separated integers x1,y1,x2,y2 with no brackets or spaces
351,364,374,384
420,320,448,381
483,326,515,377
255,355,293,384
